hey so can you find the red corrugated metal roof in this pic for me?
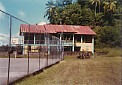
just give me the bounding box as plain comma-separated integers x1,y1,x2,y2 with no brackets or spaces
73,26,96,35
44,25,76,33
20,24,46,33
20,24,96,35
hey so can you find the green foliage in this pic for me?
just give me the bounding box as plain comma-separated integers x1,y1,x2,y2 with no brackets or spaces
103,0,117,13
94,26,121,48
61,3,95,25
45,0,121,26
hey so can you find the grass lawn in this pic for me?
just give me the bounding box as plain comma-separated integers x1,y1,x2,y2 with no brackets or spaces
14,56,122,85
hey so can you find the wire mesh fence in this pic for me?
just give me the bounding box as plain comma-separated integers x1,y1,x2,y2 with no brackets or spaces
0,9,64,85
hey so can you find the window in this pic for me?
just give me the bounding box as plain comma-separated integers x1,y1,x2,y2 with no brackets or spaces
24,33,34,44
83,35,92,43
75,35,81,43
62,33,73,41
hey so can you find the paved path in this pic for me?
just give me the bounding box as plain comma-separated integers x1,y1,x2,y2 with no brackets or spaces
0,58,61,85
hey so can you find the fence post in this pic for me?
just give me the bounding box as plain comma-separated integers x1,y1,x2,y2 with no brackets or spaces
27,24,30,74
39,31,41,70
46,34,49,66
7,16,12,85
62,41,64,60
39,49,41,70
0,9,31,85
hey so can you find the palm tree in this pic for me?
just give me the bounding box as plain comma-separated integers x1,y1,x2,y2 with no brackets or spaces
103,0,117,13
89,0,100,16
44,0,57,23
98,0,101,13
102,0,117,26
46,0,56,10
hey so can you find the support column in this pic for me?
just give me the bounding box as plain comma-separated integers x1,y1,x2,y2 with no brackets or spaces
81,35,83,43
60,33,62,59
72,34,74,52
60,33,62,51
33,33,36,52
92,36,94,54
60,33,62,41
22,33,25,55
44,33,47,45
34,33,36,44
80,35,83,51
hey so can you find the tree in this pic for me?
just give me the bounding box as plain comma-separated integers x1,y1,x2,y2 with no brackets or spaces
59,3,96,25
102,0,117,26
45,0,73,24
44,0,57,24
89,0,101,26
44,0,120,26
94,26,121,47
89,0,100,16
77,0,87,8
103,0,117,13
45,0,56,12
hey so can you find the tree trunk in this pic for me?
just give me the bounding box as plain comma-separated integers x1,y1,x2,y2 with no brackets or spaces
99,3,100,14
95,2,97,16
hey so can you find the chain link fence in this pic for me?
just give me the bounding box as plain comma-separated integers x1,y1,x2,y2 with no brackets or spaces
0,9,64,85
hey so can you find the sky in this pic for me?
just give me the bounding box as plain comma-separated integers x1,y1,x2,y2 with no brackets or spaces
0,0,49,45
0,0,49,24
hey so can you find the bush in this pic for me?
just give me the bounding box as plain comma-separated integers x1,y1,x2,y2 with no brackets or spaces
93,26,121,48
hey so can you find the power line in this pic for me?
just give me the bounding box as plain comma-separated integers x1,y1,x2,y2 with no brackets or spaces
0,9,30,25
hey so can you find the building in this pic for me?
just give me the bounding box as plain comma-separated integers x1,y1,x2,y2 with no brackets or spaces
20,24,96,54
11,37,19,45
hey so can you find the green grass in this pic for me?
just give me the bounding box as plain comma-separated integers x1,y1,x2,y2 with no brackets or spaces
95,47,122,57
105,48,122,57
14,56,122,85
